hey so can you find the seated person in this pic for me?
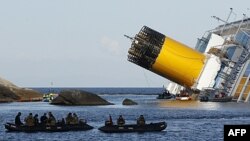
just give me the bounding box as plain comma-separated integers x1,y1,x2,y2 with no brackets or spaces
24,113,35,126
105,115,113,126
61,118,65,125
117,115,125,126
15,112,23,126
72,113,79,125
58,118,65,126
66,113,73,125
40,113,48,125
34,114,39,126
137,115,145,125
47,112,56,126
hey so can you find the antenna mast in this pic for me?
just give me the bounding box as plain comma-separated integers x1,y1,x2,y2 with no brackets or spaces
220,8,234,35
124,34,134,41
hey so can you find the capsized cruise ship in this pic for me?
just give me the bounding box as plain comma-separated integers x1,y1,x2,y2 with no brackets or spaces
127,11,250,102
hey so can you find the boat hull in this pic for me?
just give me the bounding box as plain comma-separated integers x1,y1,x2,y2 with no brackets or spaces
4,122,93,132
157,94,174,99
200,96,232,102
98,122,167,133
176,97,192,101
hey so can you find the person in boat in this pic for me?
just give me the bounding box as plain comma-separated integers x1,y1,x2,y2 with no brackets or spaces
72,113,79,124
40,113,48,125
24,113,35,126
105,115,113,126
47,112,56,126
57,118,66,126
34,114,39,126
117,115,125,126
163,89,169,95
61,118,65,125
15,112,23,126
137,115,145,125
66,113,73,125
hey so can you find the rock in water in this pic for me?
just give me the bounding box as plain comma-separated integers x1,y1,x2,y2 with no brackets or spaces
122,98,138,105
0,76,42,102
51,90,113,106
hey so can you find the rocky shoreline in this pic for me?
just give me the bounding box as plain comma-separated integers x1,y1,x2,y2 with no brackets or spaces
0,77,42,103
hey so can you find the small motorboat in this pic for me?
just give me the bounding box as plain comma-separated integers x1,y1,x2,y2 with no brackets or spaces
199,90,232,102
4,122,93,132
210,96,232,102
157,90,175,99
98,121,167,133
175,89,192,101
200,96,232,102
42,93,58,102
176,96,192,101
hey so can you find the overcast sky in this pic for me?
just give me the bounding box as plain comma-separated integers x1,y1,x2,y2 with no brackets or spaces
0,0,249,87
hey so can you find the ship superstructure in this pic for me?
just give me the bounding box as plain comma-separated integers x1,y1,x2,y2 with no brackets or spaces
195,16,250,102
127,11,250,102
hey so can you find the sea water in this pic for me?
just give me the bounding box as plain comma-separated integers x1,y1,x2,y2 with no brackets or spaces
1,88,250,141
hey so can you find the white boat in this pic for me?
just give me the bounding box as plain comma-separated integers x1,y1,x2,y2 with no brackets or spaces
176,96,191,101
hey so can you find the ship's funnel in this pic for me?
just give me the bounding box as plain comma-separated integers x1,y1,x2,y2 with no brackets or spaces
127,26,206,87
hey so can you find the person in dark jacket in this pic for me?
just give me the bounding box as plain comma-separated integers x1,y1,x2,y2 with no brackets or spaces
47,112,56,126
66,113,73,125
34,114,39,126
15,112,23,126
105,114,113,126
61,118,65,125
40,113,48,125
117,115,125,126
137,115,145,125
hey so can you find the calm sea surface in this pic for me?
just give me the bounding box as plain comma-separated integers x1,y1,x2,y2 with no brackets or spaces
1,88,250,141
